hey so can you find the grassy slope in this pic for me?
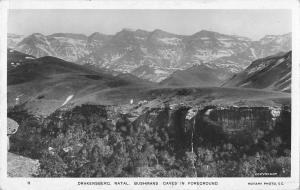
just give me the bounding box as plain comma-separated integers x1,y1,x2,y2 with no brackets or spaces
223,51,291,92
8,50,290,116
160,65,227,87
7,50,155,115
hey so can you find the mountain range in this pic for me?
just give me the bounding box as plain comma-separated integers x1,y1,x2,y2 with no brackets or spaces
8,29,291,82
7,48,291,178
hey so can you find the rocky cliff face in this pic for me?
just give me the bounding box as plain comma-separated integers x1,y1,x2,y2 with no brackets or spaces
132,104,290,149
198,106,290,146
8,103,290,177
9,103,290,155
7,152,40,177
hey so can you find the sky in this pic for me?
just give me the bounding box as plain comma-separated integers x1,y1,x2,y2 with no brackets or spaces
8,9,291,40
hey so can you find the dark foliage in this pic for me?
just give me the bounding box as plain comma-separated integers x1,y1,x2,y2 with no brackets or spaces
8,104,291,177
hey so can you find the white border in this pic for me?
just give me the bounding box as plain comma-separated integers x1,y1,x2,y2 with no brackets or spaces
0,0,299,190
0,1,8,189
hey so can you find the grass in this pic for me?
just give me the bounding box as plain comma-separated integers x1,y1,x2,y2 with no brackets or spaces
7,51,291,116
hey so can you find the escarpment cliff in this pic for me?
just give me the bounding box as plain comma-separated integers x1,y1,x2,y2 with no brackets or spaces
195,106,290,146
132,104,290,149
8,103,291,177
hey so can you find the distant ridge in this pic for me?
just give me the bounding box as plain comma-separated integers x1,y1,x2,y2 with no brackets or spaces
8,29,291,82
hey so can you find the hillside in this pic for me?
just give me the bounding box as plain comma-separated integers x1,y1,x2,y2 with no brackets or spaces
7,49,153,115
160,64,230,87
223,51,291,92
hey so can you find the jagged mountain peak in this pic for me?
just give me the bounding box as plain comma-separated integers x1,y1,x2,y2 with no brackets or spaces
135,29,149,34
8,33,23,38
232,35,252,41
48,33,87,40
88,32,109,39
116,28,151,36
192,30,223,37
29,33,46,38
152,29,168,34
259,32,291,43
7,33,24,48
121,28,136,32
115,28,138,37
150,29,178,37
19,33,49,46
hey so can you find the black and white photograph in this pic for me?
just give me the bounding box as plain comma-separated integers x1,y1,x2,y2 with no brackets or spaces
1,0,299,189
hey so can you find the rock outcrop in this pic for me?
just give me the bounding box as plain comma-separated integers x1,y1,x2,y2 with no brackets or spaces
7,152,40,177
7,118,19,150
7,118,40,177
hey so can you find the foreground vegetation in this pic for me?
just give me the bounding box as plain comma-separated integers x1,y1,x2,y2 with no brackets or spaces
8,105,291,177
